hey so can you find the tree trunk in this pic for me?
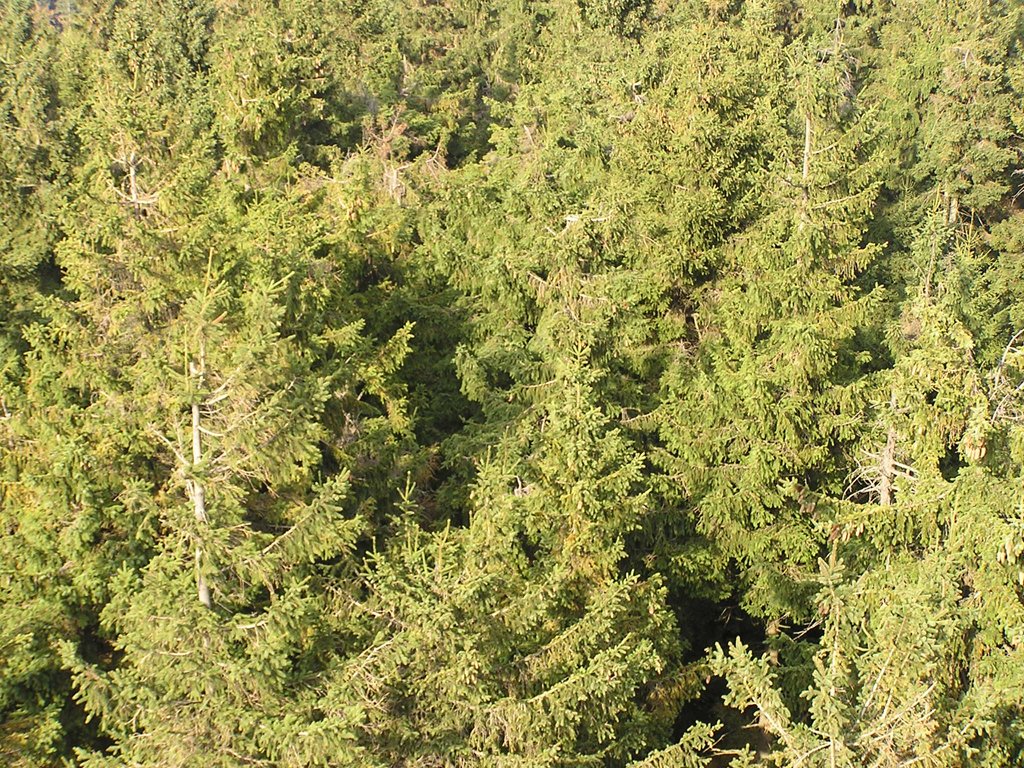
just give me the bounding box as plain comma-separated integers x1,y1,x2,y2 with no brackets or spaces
878,392,897,506
802,114,812,188
190,360,212,608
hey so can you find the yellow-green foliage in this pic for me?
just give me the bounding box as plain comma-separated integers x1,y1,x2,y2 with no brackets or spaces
1,0,1023,765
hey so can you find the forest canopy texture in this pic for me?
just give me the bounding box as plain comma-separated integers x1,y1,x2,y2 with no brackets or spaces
2,0,1024,765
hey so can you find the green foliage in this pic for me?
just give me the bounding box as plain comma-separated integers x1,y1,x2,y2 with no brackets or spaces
1,0,1023,764
334,313,690,765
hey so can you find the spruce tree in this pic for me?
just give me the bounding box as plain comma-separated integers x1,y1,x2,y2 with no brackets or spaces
331,277,696,766
1,1,413,763
648,0,883,620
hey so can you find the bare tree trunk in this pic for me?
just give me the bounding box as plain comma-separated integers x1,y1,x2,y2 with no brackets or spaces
190,360,212,608
943,189,959,227
802,115,812,188
878,392,897,506
798,114,812,234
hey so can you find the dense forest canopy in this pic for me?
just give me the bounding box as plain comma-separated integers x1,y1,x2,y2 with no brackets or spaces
1,0,1024,765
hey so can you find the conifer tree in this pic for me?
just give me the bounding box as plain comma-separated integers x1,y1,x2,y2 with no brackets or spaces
704,2,1024,756
1,1,413,763
2,0,1024,763
648,0,883,620
330,275,698,766
0,0,60,334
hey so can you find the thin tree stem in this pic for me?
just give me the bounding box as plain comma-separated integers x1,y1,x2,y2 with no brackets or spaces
191,360,211,609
